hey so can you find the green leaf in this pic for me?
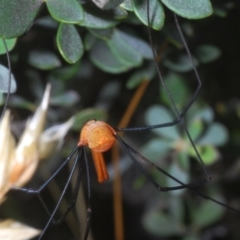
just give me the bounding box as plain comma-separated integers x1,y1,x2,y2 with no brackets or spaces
119,30,153,59
163,53,198,72
0,64,17,93
46,0,84,24
112,7,128,19
0,38,17,55
0,0,43,38
89,40,130,73
84,33,96,50
190,194,225,228
107,30,142,67
142,210,182,236
50,91,80,107
195,45,221,64
160,72,190,109
132,0,165,30
8,96,35,110
188,119,204,141
161,0,213,19
57,23,84,64
191,106,214,123
72,108,107,131
198,123,229,146
120,0,133,11
167,161,189,196
51,62,81,81
126,63,156,89
145,105,180,140
88,28,114,40
183,234,201,240
200,145,218,165
28,50,61,70
80,4,119,29
141,138,172,162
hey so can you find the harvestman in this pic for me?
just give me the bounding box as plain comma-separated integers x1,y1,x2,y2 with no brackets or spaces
2,1,239,240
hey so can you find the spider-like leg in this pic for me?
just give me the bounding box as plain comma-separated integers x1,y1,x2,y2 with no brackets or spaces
117,135,239,213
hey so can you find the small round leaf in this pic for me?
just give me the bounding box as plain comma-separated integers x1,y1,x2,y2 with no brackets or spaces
162,0,213,19
132,0,165,30
57,23,84,63
46,0,84,24
28,50,61,70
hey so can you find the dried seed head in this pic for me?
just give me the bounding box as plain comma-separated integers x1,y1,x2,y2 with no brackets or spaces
39,117,75,160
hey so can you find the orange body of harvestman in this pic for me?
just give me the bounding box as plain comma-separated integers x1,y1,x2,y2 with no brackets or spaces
78,120,116,183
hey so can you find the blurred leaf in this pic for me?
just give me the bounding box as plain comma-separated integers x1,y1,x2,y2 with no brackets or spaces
161,72,190,109
0,0,43,38
188,119,204,141
46,0,84,23
119,30,153,59
141,138,172,162
121,0,133,11
191,106,214,123
28,50,61,70
132,0,165,30
0,38,17,55
163,24,183,48
190,194,225,228
50,91,80,107
142,210,182,236
8,96,35,111
80,4,119,28
89,40,131,73
167,161,189,196
132,174,147,190
200,145,218,165
188,145,218,165
198,123,229,146
72,108,107,131
126,63,156,89
169,197,184,223
0,64,17,93
195,45,221,63
213,8,227,18
183,234,201,240
162,0,213,19
163,53,198,72
111,7,128,19
57,23,84,63
145,105,180,140
51,62,80,81
88,28,114,40
84,33,96,50
36,16,58,29
107,29,142,67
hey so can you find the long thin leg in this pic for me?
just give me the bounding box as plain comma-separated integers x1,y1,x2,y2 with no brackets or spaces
83,147,92,240
53,150,84,225
118,4,211,186
13,146,80,194
115,134,207,191
37,147,81,240
118,136,240,213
